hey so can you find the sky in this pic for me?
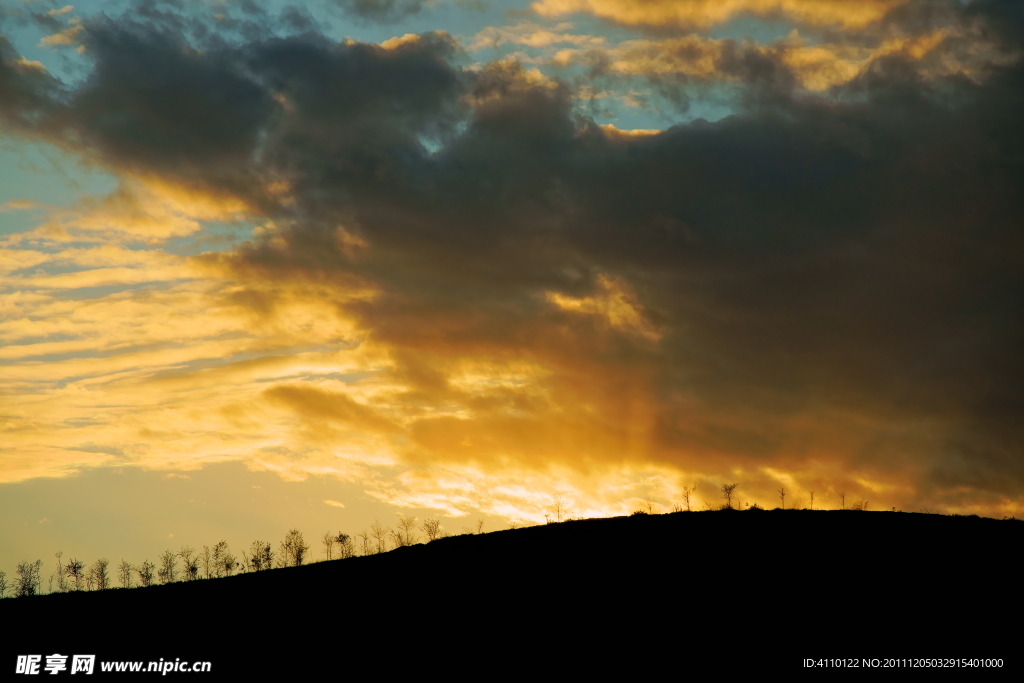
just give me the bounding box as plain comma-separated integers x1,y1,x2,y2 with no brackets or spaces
2,0,1023,575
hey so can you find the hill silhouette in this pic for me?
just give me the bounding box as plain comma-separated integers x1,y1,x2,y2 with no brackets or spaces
3,510,1019,676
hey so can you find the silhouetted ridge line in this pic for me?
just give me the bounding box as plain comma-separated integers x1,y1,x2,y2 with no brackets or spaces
2,511,1019,674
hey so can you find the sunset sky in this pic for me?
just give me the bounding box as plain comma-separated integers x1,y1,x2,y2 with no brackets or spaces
2,0,1023,573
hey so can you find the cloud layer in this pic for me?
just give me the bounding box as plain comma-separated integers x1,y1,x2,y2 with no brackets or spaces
2,0,1023,518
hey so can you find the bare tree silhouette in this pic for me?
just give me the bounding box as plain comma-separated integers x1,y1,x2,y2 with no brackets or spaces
137,560,155,587
393,513,419,547
210,541,235,577
117,560,133,588
721,483,738,510
259,542,274,570
200,546,213,579
809,491,814,510
279,530,310,567
334,532,356,559
179,546,199,581
369,519,389,554
158,550,178,584
0,569,7,598
778,486,786,510
15,560,42,597
91,559,110,591
838,492,846,510
322,532,335,561
246,541,273,572
681,484,697,511
52,551,67,593
219,544,236,577
66,558,85,591
421,519,442,541
549,494,569,523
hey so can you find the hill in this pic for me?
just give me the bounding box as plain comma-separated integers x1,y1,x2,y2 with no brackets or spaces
3,510,1019,676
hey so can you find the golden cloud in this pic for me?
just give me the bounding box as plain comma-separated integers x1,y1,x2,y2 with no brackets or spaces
14,58,47,73
598,124,662,139
39,20,83,48
468,22,606,52
264,384,404,436
380,33,423,51
531,0,910,31
1,199,38,211
546,274,662,342
552,26,1015,92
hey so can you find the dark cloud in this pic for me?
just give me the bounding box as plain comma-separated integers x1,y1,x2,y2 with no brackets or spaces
243,29,466,190
65,21,273,189
0,0,76,34
2,1,1023,509
0,35,59,129
3,12,466,207
329,0,429,24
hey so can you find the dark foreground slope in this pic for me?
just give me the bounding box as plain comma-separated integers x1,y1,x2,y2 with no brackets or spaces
3,511,1020,676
